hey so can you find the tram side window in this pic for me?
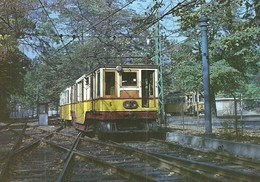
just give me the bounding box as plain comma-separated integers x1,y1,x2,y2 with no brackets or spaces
71,86,74,103
65,90,69,104
74,85,77,102
81,81,84,100
60,93,64,105
122,72,137,86
91,75,94,99
97,72,100,97
78,81,83,101
105,72,115,95
85,77,89,85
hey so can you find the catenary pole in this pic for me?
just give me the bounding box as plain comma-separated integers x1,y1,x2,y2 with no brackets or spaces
155,5,165,125
199,16,212,134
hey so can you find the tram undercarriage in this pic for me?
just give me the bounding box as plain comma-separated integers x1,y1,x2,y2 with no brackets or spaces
75,118,165,140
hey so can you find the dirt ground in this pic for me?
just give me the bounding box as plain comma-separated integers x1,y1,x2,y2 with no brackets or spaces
167,115,260,145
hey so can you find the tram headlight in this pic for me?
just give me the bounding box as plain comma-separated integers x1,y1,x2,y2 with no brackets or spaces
131,101,138,109
123,101,138,109
123,101,131,109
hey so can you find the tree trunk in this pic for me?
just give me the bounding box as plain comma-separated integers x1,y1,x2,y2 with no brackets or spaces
56,103,59,116
196,91,199,119
210,86,217,117
253,0,260,25
32,106,35,118
232,94,238,138
0,91,9,120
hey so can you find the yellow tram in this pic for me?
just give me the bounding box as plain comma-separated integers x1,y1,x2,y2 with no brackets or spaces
165,92,204,116
60,65,159,137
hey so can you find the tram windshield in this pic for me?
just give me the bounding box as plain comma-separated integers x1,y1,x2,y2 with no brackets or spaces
122,72,137,86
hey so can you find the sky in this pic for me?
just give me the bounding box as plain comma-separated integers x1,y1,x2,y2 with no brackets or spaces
129,0,180,36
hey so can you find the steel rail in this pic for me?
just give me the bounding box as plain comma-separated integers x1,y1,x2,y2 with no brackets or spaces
152,138,260,168
39,138,156,182
147,149,260,182
81,137,216,182
73,149,156,182
51,132,260,181
9,126,63,140
0,121,16,130
57,132,82,182
15,130,155,181
7,126,63,155
56,132,215,181
1,126,65,181
0,123,27,181
110,140,260,182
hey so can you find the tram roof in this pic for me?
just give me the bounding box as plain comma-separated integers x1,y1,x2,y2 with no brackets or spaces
92,64,158,71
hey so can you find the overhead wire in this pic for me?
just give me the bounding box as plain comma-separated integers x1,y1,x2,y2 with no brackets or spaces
136,0,198,34
82,0,137,34
0,12,58,71
76,0,139,55
16,0,162,66
36,0,138,62
74,0,142,63
76,1,120,52
58,0,137,50
38,0,75,62
21,39,60,72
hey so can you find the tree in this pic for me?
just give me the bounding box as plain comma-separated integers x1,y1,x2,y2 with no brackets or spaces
159,0,259,136
163,42,202,94
8,0,155,113
0,35,30,119
167,0,259,105
0,0,45,119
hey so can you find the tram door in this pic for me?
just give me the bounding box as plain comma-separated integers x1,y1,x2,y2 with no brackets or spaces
141,70,154,107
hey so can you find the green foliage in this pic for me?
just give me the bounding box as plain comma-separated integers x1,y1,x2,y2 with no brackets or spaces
7,0,154,111
4,0,259,120
221,119,245,139
0,35,30,119
210,59,244,94
0,0,45,119
242,83,260,99
166,0,259,100
163,41,203,95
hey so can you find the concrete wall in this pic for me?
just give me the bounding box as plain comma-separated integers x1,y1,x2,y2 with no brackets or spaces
167,132,260,160
216,98,260,117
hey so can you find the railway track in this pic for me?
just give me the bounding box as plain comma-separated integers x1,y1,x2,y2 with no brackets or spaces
0,126,22,164
152,138,260,168
1,124,147,181
1,120,259,181
0,124,64,181
109,138,260,181
47,131,190,181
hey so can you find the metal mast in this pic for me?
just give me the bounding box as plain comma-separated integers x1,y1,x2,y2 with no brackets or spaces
155,7,165,125
199,16,212,134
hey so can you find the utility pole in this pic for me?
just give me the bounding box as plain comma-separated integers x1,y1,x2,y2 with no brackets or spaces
199,16,212,134
155,6,165,125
